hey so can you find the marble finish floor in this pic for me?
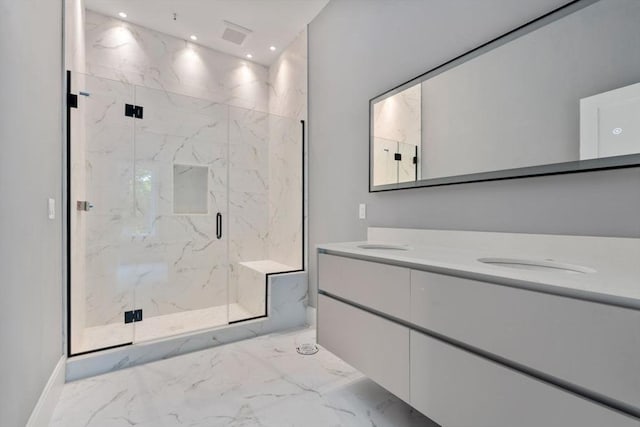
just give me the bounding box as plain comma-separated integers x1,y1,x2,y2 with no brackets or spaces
53,327,436,427
77,303,253,354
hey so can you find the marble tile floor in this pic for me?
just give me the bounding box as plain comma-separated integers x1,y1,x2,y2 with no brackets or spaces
53,327,437,427
77,303,253,354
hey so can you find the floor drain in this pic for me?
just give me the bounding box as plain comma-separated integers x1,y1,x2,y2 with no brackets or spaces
296,343,319,355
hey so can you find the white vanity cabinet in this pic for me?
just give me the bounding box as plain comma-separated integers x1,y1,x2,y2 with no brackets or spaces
317,254,410,321
317,252,640,427
409,330,638,427
409,270,640,410
317,294,410,401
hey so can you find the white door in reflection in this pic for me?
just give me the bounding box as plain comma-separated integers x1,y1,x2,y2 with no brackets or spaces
580,81,640,160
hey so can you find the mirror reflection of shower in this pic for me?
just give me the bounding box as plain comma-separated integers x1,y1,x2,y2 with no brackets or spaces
372,85,421,186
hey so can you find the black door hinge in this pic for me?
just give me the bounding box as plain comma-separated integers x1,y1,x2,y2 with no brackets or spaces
394,153,402,161
412,156,417,164
124,309,143,324
125,104,144,119
68,93,78,109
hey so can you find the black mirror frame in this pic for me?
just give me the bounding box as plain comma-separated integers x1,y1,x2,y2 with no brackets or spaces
368,0,640,192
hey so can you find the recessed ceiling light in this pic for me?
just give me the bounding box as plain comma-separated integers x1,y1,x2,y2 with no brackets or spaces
190,35,198,41
246,53,253,59
269,46,276,51
118,12,127,18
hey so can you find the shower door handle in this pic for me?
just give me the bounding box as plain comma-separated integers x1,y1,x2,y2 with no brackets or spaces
216,213,222,239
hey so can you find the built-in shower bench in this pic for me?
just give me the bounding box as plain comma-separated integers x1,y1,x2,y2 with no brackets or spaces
236,260,301,320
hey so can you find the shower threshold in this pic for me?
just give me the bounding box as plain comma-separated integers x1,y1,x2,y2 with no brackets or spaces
66,270,307,381
76,303,254,354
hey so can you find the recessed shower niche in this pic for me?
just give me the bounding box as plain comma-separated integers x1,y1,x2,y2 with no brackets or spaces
173,164,209,214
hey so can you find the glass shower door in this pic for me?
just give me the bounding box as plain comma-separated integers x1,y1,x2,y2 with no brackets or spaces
131,86,229,343
69,72,136,355
69,74,303,353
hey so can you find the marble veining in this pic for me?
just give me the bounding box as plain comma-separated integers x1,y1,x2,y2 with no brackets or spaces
77,75,282,329
373,85,421,148
75,303,253,354
75,70,304,351
85,10,269,112
372,84,421,186
70,9,306,355
81,76,234,329
267,30,307,269
67,271,309,381
268,30,307,122
53,328,436,427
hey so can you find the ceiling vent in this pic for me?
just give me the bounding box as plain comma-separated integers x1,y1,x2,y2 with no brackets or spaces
221,20,252,45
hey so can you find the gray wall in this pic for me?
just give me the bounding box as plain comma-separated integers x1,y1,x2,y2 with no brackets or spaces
419,0,640,179
0,0,64,425
308,0,640,307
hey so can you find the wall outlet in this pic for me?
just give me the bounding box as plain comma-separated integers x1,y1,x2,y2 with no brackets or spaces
359,203,366,219
48,198,55,220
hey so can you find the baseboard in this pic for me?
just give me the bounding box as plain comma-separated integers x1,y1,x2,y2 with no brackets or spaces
306,305,317,327
26,355,66,427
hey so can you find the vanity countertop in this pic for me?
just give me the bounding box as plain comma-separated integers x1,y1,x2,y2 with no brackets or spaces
317,239,640,310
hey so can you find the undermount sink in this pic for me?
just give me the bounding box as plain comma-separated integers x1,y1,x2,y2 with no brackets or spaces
358,243,410,251
478,257,596,274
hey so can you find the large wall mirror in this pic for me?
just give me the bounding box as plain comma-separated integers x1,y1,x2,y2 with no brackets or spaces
369,0,640,191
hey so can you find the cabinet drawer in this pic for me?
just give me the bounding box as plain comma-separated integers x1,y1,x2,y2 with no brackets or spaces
410,270,640,410
318,253,410,321
318,294,410,401
410,330,639,427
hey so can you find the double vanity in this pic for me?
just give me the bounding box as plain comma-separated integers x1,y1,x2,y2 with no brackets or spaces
317,228,640,427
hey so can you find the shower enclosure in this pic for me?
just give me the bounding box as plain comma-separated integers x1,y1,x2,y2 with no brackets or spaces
67,71,303,356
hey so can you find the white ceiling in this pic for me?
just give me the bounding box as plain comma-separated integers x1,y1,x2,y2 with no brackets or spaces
84,0,329,66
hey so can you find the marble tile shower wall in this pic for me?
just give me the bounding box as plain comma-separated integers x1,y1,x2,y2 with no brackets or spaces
267,114,303,269
83,75,135,326
228,107,270,304
80,11,302,327
81,76,277,326
85,11,269,112
372,84,421,148
133,88,232,321
267,30,307,269
372,84,421,184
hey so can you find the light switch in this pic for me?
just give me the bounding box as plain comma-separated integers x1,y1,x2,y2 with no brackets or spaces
48,198,55,220
359,203,366,219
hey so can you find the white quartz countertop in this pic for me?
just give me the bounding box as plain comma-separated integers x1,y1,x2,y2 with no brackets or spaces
317,239,640,310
